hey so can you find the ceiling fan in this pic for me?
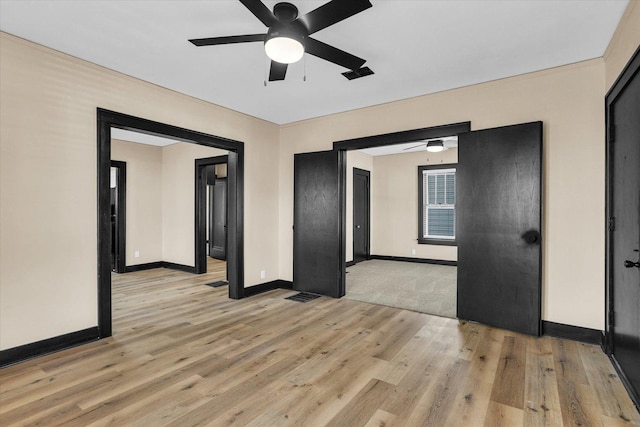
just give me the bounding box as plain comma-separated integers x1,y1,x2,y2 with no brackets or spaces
403,137,459,153
189,0,372,82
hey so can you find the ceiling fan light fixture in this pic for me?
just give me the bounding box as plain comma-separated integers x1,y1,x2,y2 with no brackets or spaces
426,140,445,153
265,26,305,64
265,37,304,63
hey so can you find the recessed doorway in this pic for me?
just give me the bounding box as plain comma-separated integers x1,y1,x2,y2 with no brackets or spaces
342,134,461,319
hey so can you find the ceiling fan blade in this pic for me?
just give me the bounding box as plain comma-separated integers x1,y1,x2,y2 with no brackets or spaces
297,0,372,35
305,38,365,71
269,61,288,81
189,34,265,46
239,0,278,27
403,143,427,151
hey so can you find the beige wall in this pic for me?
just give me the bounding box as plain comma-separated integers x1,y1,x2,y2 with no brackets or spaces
345,150,373,262
111,140,226,267
215,163,227,178
111,139,163,266
161,142,227,266
0,32,280,350
280,59,606,330
604,0,640,90
371,149,458,261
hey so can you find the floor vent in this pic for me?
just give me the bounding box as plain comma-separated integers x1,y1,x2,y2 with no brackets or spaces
285,292,321,303
205,280,228,288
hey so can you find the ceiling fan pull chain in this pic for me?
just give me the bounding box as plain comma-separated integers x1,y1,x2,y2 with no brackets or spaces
303,54,307,82
264,56,268,87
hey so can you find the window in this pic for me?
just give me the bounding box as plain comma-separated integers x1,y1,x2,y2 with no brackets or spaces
418,165,456,245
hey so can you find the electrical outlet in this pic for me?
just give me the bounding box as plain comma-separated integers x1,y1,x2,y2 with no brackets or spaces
135,251,140,258
411,249,416,255
260,270,266,279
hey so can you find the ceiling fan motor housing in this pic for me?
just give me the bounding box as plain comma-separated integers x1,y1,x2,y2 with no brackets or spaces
273,2,298,21
266,2,309,49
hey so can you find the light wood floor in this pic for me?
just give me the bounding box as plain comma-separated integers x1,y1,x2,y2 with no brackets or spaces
1,267,638,426
206,256,226,279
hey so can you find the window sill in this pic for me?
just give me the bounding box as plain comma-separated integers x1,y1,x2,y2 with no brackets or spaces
418,238,457,246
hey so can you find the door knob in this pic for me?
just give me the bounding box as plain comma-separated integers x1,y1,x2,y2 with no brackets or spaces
356,225,361,229
624,260,640,268
521,229,540,244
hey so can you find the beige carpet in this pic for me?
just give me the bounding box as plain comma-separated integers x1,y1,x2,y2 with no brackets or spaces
345,259,457,318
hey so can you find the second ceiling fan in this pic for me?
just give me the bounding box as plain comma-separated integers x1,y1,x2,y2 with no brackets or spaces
189,0,372,81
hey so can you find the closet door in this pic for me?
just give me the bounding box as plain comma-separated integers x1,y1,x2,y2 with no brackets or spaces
607,48,640,406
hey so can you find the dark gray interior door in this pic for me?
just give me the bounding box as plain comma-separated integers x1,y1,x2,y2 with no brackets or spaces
457,122,542,336
110,161,126,274
609,50,640,405
294,150,343,297
353,168,370,264
210,178,227,260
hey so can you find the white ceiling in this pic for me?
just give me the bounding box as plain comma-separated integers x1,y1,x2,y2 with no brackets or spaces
0,0,628,125
111,128,179,147
359,136,458,156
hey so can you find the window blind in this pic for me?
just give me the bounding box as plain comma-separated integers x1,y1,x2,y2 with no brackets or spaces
423,169,455,239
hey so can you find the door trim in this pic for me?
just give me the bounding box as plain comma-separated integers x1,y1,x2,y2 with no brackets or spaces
352,167,370,263
605,45,640,409
110,160,126,274
98,109,244,339
195,156,228,273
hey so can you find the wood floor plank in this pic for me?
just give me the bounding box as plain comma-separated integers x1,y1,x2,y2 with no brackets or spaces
373,320,441,386
0,366,47,392
402,358,470,426
578,341,640,423
490,334,527,409
551,338,589,385
551,337,608,427
53,355,227,426
325,379,395,426
523,337,562,427
457,320,484,361
364,409,397,427
379,328,456,417
443,326,505,427
269,351,388,425
556,377,595,427
86,375,210,426
368,310,427,361
483,401,524,427
164,355,303,427
1,266,639,426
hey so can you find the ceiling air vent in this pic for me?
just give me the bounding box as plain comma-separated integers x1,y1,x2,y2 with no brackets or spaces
342,66,374,80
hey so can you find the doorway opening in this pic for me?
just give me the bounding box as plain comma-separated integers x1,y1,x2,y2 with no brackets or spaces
196,156,228,286
98,109,244,339
338,125,468,318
